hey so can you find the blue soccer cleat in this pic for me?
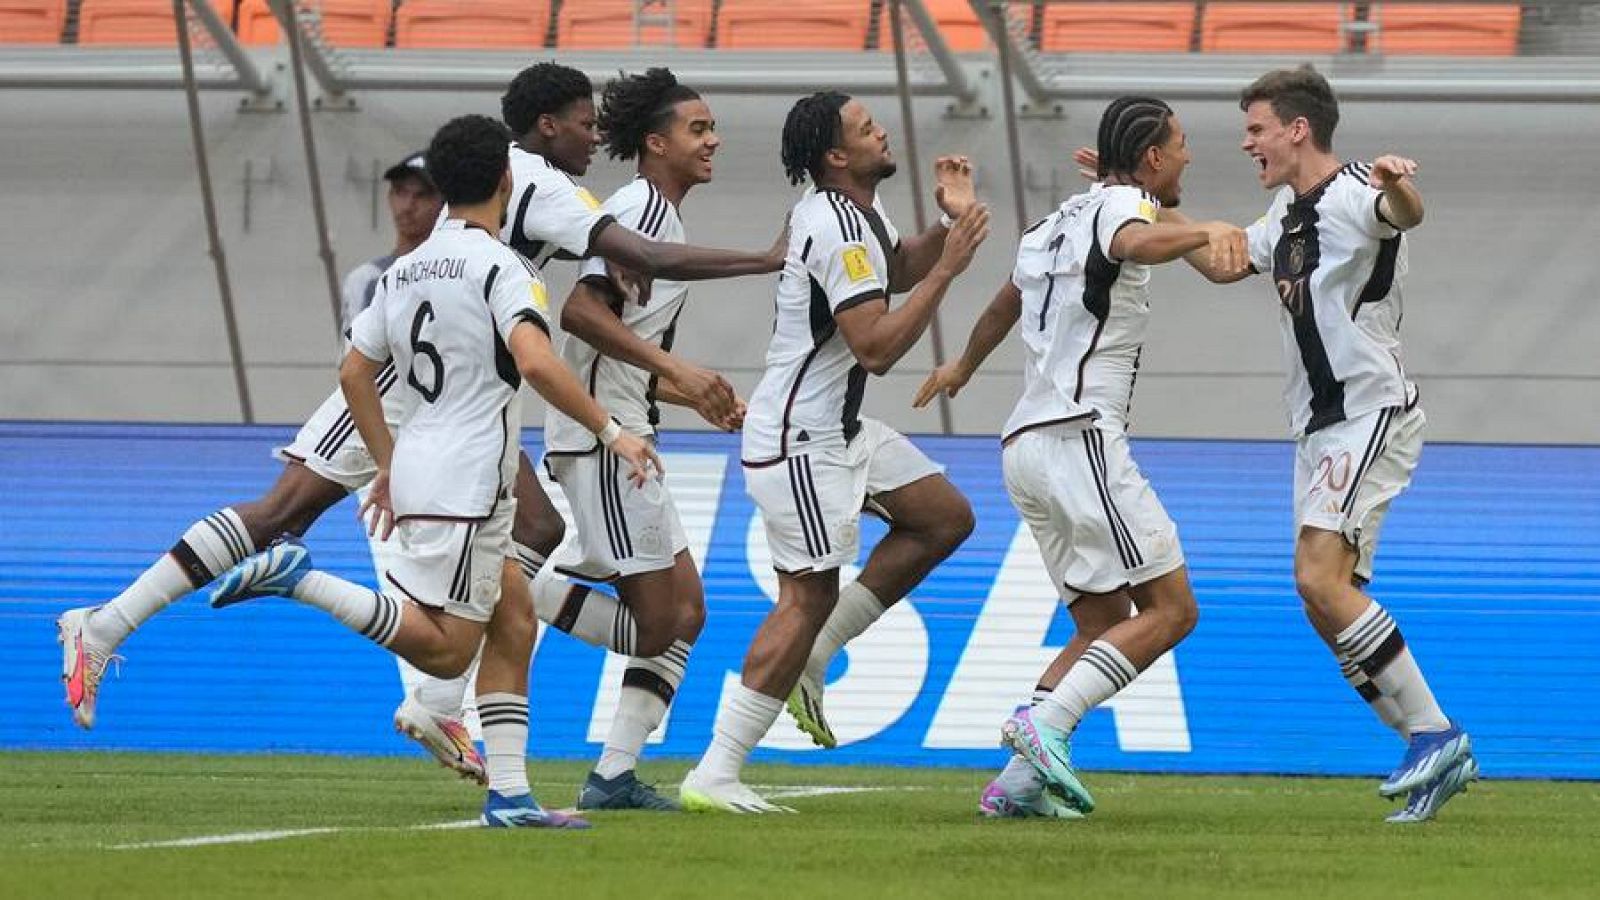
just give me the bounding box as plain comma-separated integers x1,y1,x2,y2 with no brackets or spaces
209,539,312,609
1379,720,1471,798
1387,753,1480,824
480,790,591,829
577,770,682,812
1000,706,1095,814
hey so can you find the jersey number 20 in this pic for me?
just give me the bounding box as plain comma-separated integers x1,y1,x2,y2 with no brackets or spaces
408,302,444,403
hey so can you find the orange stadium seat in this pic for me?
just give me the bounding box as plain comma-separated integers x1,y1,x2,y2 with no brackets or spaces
0,0,66,43
395,0,551,49
1372,3,1520,56
557,0,712,49
888,0,989,52
77,0,181,45
1040,2,1197,53
0,0,64,43
236,0,393,48
1200,2,1350,54
715,0,872,50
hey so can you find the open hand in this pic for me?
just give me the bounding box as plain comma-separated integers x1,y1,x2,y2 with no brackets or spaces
935,203,991,277
1369,155,1418,189
913,362,970,409
933,155,976,219
609,432,664,487
359,469,396,540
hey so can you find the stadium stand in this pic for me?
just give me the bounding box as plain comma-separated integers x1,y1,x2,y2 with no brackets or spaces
236,0,393,48
556,0,713,49
394,0,551,50
1372,3,1522,55
891,0,989,52
1200,1,1350,54
715,0,874,50
0,0,65,43
76,0,203,45
1039,2,1198,53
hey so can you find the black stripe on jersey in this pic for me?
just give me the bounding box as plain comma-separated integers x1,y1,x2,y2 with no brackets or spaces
1351,235,1401,321
856,203,898,268
1341,407,1396,517
482,264,500,302
509,183,538,256
834,288,887,315
1070,208,1120,403
646,305,684,427
841,364,868,444
1037,232,1068,330
1274,180,1347,434
825,191,862,242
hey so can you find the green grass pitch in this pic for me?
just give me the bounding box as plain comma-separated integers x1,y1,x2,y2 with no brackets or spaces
5,752,1598,899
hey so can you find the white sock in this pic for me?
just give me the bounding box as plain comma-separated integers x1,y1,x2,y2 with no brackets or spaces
1337,650,1409,740
1034,640,1138,733
595,640,692,779
804,580,887,680
293,571,403,646
530,563,637,655
410,658,475,718
1335,602,1450,735
695,683,782,784
477,692,529,795
87,508,256,647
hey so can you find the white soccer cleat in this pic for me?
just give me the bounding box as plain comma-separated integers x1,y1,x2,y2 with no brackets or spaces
57,606,120,730
394,691,487,786
679,769,796,814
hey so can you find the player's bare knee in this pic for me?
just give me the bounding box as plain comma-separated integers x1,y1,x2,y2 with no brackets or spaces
676,598,707,644
511,513,564,558
1293,561,1342,611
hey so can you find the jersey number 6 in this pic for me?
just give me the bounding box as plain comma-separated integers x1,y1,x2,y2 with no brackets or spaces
408,301,444,403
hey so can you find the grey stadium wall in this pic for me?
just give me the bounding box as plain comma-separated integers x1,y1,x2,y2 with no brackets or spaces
1,88,1596,443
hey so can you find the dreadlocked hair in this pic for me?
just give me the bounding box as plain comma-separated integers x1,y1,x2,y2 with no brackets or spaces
1096,96,1174,180
598,67,702,161
502,62,593,137
781,91,850,186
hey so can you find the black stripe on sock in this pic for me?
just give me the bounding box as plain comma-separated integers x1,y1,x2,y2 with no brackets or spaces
214,512,252,558
1358,628,1408,676
169,539,216,588
1356,681,1383,702
203,514,246,562
553,585,589,634
623,666,678,704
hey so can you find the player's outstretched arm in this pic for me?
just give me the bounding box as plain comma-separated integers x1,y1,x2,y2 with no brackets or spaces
1153,209,1256,284
507,322,664,485
1371,154,1424,229
561,277,738,428
890,155,977,292
1113,218,1250,281
913,279,1021,409
837,203,990,376
590,216,787,282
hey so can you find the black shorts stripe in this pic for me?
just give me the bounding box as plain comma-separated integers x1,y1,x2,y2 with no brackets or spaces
1340,408,1397,517
1090,430,1144,568
610,451,634,559
796,456,832,557
786,458,821,558
1082,430,1143,570
448,523,476,604
598,452,624,560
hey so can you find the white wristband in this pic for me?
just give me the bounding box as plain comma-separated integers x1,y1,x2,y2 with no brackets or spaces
939,211,955,229
597,419,623,446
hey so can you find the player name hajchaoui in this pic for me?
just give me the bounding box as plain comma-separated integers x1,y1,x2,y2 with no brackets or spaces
391,256,467,287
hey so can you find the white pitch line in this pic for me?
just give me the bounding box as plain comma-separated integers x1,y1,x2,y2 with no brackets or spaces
106,786,928,850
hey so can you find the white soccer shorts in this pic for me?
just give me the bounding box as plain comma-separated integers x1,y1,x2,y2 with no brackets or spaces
382,496,516,624
274,389,381,492
544,447,688,580
744,417,944,575
1295,404,1425,582
1002,423,1184,602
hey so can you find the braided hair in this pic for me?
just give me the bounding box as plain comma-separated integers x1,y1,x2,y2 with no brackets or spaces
781,91,850,186
502,62,593,137
1095,96,1174,180
598,67,701,161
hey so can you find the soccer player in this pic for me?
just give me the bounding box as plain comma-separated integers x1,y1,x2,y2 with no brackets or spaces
206,113,662,828
915,97,1246,818
677,91,989,813
1228,66,1475,823
341,151,443,331
531,67,744,812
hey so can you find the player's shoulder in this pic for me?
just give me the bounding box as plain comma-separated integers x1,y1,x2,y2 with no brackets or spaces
612,176,677,237
795,186,866,244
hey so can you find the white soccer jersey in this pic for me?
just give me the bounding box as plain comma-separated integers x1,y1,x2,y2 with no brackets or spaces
348,219,552,520
1004,183,1159,442
545,176,689,454
1246,162,1415,438
742,187,900,464
502,144,615,269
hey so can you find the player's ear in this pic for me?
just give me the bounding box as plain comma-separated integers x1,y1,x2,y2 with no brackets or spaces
645,131,668,158
824,145,849,172
498,164,512,198
537,112,559,140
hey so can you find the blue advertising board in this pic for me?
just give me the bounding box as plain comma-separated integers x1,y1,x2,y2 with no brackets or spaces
2,422,1597,779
